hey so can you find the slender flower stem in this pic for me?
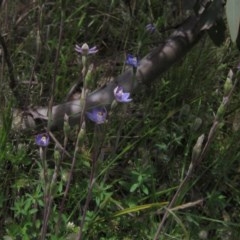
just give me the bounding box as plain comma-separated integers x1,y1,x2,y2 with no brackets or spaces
57,41,99,238
41,162,60,240
57,41,91,235
76,125,104,240
57,77,89,226
40,3,64,239
55,133,69,233
57,134,80,230
39,147,49,240
76,151,97,240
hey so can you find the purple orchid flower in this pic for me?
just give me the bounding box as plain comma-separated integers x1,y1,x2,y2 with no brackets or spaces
75,43,98,55
114,86,132,103
86,107,107,124
145,23,156,33
126,54,138,68
35,133,50,147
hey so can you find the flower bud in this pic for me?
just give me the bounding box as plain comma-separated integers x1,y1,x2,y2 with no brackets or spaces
224,76,233,97
77,121,86,146
198,230,208,239
84,64,94,89
216,102,225,121
54,145,61,163
191,134,205,165
61,169,68,182
63,114,71,137
191,117,202,132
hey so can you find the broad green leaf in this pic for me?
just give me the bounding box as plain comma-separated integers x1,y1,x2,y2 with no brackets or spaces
226,0,240,42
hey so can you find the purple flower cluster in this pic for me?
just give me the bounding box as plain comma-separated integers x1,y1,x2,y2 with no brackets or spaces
85,85,132,124
78,51,135,124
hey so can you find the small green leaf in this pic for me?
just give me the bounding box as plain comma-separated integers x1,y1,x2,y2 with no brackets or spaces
141,185,149,195
226,0,240,42
130,183,139,192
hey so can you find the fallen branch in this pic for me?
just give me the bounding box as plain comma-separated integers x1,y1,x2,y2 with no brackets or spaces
11,2,222,131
